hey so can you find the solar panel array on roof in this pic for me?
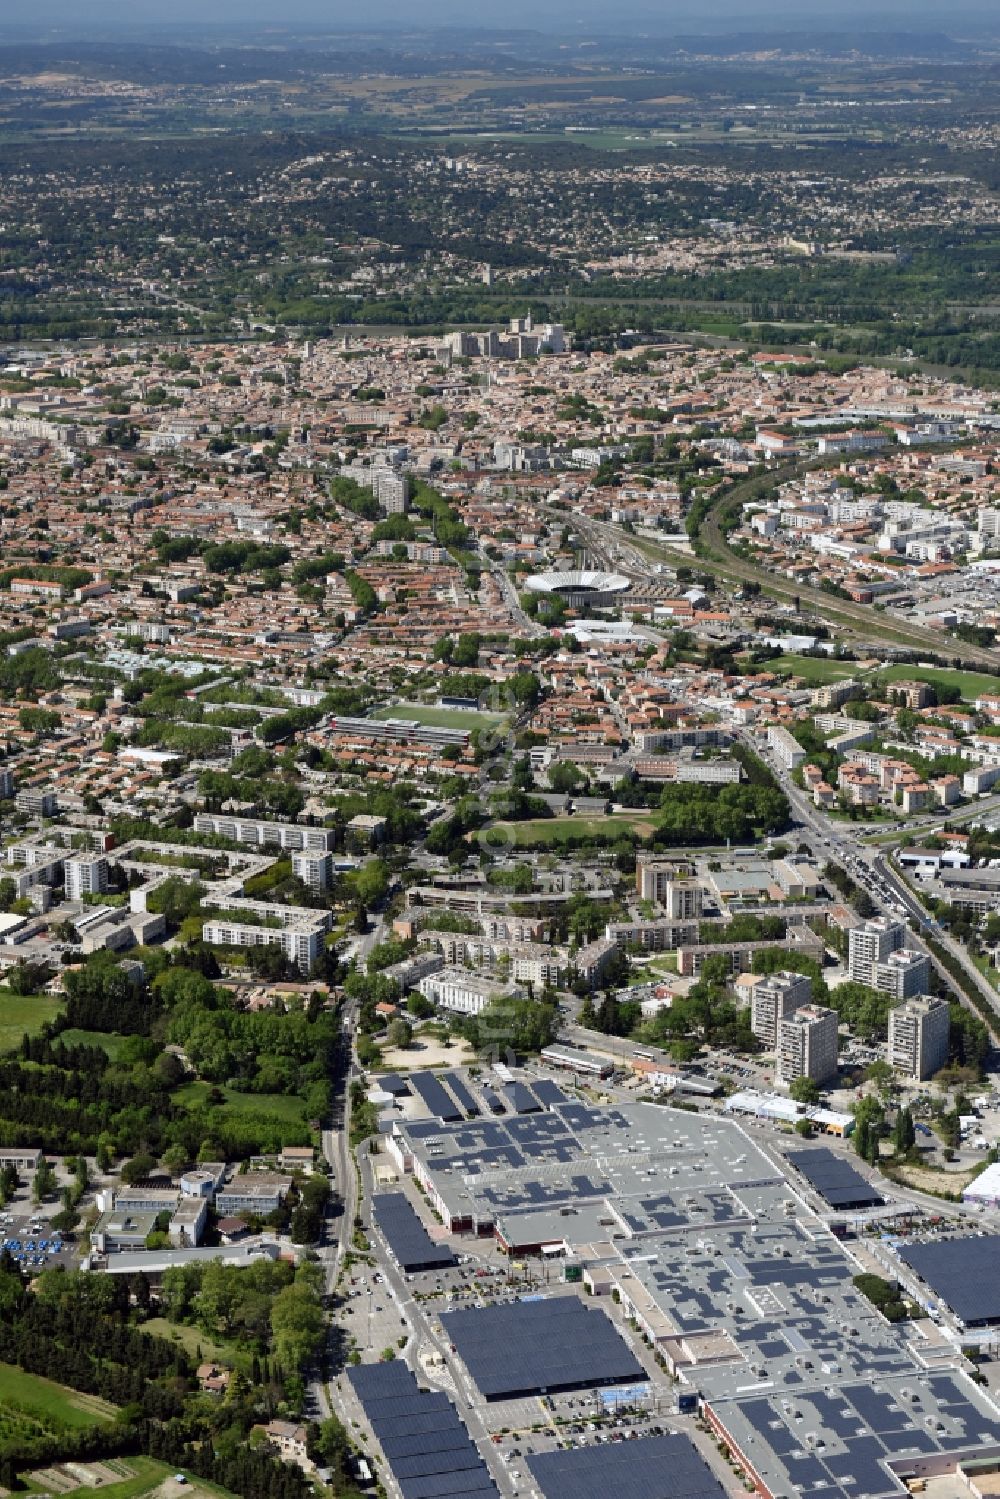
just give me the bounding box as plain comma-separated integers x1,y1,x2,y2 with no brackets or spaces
526,1432,727,1499
410,1071,462,1122
441,1297,645,1400
378,1073,411,1097
479,1086,506,1114
786,1148,884,1209
347,1360,499,1499
898,1236,1000,1326
504,1081,542,1114
442,1072,479,1116
720,1372,1000,1499
372,1191,457,1273
531,1078,568,1108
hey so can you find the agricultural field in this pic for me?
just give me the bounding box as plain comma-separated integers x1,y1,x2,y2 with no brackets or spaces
0,1362,117,1441
20,1457,240,1498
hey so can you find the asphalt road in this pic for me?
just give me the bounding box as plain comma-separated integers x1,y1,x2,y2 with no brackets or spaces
309,916,386,1421
748,732,1000,1035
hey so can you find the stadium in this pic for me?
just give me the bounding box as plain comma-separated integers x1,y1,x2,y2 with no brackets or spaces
523,568,631,610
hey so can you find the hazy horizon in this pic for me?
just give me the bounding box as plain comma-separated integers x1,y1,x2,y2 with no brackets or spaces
6,0,1000,37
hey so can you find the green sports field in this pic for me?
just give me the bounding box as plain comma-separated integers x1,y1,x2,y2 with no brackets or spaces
873,663,1000,703
373,701,505,730
767,654,859,684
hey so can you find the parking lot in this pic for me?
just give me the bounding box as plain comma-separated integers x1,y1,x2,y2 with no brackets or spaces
0,1213,75,1271
340,1267,411,1361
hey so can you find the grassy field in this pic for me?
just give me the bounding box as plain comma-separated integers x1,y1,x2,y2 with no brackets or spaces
873,663,1000,703
55,1027,130,1058
174,1082,306,1125
768,655,1000,703
767,654,859,684
480,814,658,848
972,953,1000,991
372,701,505,730
0,992,62,1053
0,1361,117,1429
142,1317,239,1368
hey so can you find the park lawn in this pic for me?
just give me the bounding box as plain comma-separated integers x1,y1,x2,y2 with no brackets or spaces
480,814,657,848
142,1317,243,1370
873,663,1000,704
55,1028,131,1059
971,953,1000,991
372,701,505,730
22,1456,241,1498
0,992,62,1053
174,1082,307,1126
766,654,858,684
0,1361,117,1428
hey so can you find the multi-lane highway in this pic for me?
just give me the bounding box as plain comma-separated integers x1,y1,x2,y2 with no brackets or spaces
748,729,1000,1035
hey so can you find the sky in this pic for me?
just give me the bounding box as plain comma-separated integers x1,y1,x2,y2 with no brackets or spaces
6,0,999,35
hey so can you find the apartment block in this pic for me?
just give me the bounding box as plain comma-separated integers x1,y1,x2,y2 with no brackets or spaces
767,725,806,771
888,994,951,1080
811,681,858,711
373,467,410,514
777,1004,839,1088
636,864,703,918
64,856,109,901
201,919,323,973
873,948,930,1002
417,965,520,1016
193,813,335,852
291,850,334,893
750,971,813,1048
979,506,1000,542
848,918,906,987
605,918,699,952
885,680,934,710
15,788,58,817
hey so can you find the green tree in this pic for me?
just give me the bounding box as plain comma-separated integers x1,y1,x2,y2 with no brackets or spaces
353,859,390,908
31,1158,57,1204
386,1017,414,1049
893,1105,916,1155
270,1276,325,1373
